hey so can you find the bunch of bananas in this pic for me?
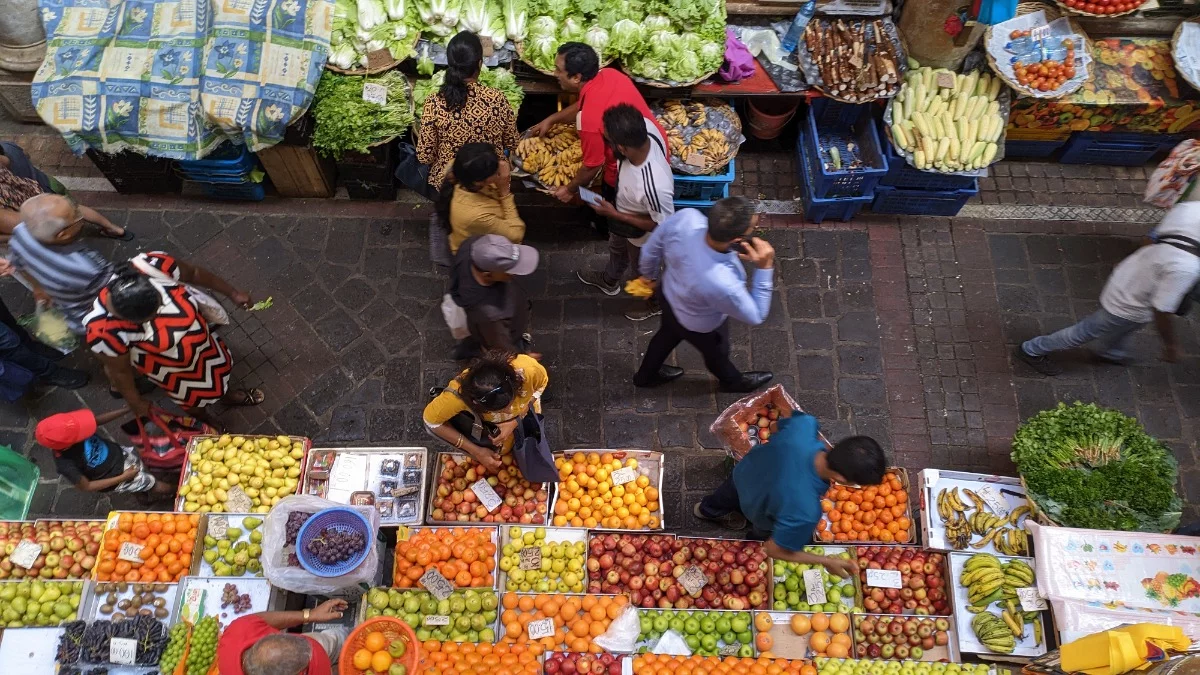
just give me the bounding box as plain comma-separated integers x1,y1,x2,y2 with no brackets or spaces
624,277,654,298
515,125,582,187
655,100,733,173
961,554,1043,652
971,612,1016,654
936,486,1031,554
660,100,707,127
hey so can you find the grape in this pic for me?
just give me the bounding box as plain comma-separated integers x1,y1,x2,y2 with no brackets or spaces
285,511,314,546
184,616,219,675
158,622,190,675
221,583,254,614
304,526,366,567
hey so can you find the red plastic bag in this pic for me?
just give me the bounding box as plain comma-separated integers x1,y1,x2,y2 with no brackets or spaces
120,407,214,469
710,384,815,461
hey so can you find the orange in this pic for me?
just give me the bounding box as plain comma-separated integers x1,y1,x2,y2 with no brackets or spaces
808,632,829,654
829,613,849,633
826,642,849,658
809,612,829,632
789,615,810,635
755,633,773,651
365,631,388,652
830,633,851,648
371,650,393,672
353,649,373,671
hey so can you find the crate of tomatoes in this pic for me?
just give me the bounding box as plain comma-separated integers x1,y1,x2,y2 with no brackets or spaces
816,469,914,544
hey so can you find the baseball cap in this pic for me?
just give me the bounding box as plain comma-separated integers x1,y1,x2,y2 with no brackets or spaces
36,410,98,451
470,235,539,275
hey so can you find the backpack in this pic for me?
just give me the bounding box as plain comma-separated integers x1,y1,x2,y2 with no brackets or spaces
1157,234,1200,315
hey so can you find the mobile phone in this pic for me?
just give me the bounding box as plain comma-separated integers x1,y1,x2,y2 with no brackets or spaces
578,186,602,206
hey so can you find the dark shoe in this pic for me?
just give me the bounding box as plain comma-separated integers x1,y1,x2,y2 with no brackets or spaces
719,371,773,393
693,503,748,530
29,341,67,362
625,305,662,322
1015,345,1062,376
576,270,620,296
1089,351,1131,366
41,367,89,389
633,365,684,388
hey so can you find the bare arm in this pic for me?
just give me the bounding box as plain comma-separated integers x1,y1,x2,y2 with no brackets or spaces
255,599,348,629
0,209,22,237
96,352,151,419
428,423,502,472
77,467,139,492
536,102,579,134
764,539,859,578
566,164,601,194
175,259,250,307
93,406,131,426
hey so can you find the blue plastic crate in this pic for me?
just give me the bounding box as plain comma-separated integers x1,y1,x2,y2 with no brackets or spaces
878,133,980,191
798,105,887,199
673,158,736,202
798,155,871,223
179,142,257,174
1059,131,1182,166
199,181,266,201
1003,138,1067,159
674,184,730,211
870,184,979,217
296,507,373,577
810,98,866,130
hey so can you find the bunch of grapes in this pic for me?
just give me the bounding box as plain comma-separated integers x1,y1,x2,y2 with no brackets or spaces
56,621,86,665
158,623,190,675
305,527,366,566
184,617,219,675
285,511,314,546
220,583,253,614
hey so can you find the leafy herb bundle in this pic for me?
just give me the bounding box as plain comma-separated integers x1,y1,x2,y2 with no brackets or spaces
312,70,415,158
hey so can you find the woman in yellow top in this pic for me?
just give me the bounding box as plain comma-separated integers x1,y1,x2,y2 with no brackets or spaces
423,351,548,472
437,142,526,254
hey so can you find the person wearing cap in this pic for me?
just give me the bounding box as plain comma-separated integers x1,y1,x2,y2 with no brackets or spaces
450,234,539,360
36,408,168,494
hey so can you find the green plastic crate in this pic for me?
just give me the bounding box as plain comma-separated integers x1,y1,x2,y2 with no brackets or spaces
0,446,39,520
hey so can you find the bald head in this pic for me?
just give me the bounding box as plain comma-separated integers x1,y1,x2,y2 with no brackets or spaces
243,633,313,675
22,194,80,244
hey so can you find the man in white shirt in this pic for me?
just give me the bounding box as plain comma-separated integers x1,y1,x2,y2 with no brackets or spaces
576,104,674,321
1017,203,1200,375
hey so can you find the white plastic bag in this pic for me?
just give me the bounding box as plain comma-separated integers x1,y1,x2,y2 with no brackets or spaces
442,293,470,339
651,630,692,656
262,494,381,594
593,604,641,653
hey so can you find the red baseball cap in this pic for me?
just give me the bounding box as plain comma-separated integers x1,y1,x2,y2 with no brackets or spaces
36,410,98,451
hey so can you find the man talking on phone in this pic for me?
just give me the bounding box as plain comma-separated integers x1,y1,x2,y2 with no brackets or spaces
631,196,774,393
576,104,674,322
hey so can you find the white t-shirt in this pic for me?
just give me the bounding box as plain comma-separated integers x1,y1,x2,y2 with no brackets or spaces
615,119,674,246
1099,202,1200,323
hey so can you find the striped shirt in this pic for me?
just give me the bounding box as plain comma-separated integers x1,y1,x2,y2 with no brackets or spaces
613,118,674,244
8,223,112,333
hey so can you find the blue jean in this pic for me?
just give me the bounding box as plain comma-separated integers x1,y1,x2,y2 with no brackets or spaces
1022,308,1145,362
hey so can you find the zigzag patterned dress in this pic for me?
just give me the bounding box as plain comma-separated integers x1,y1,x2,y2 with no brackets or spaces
85,252,232,409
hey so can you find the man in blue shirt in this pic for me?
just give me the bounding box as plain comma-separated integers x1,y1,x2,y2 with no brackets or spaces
632,196,774,393
695,413,887,578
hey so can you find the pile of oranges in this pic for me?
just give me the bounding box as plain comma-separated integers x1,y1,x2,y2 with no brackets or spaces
754,612,853,659
418,641,540,675
816,471,911,543
393,527,497,588
499,592,629,654
96,512,197,583
553,452,661,530
351,631,406,674
632,653,816,675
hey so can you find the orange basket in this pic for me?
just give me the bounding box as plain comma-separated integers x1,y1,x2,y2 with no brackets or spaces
339,617,420,675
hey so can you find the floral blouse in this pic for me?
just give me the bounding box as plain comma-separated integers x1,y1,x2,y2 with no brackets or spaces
417,81,520,187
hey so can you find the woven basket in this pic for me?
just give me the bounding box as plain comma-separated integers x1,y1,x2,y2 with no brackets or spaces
325,38,417,76
514,41,614,77
1172,17,1200,94
628,69,719,89
338,617,420,675
984,2,1094,99
1018,475,1061,527
1053,0,1144,18
651,98,744,175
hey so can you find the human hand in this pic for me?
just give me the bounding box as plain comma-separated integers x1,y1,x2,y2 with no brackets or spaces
311,599,349,622
823,555,859,579
121,466,140,480
129,398,152,421
229,290,252,309
531,119,553,137
552,186,575,204
470,447,503,473
0,258,12,277
590,197,618,218
737,237,775,270
33,287,52,305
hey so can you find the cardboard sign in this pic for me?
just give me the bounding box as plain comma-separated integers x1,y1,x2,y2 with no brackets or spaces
424,615,451,626
803,568,827,605
363,82,388,106
719,644,740,656
227,486,253,514
481,36,495,58
936,71,956,88
208,515,228,539
685,153,707,168
977,486,1009,516
420,568,455,600
678,566,708,596
118,542,145,563
610,467,638,486
527,617,555,640
110,637,138,665
865,569,903,589
9,540,40,569
1017,587,1047,611
518,547,542,571
471,479,502,512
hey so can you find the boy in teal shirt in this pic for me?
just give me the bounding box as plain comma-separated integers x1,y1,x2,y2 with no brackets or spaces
695,413,886,578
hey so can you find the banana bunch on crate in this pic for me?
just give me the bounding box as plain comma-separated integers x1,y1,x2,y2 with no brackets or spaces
936,486,1031,554
961,553,1043,652
655,100,732,173
515,125,582,188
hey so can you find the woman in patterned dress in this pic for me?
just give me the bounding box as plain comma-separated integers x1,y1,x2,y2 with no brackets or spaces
85,251,263,426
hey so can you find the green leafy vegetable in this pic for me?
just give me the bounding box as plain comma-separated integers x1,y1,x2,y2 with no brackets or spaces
1011,402,1182,532
413,66,524,119
312,71,415,158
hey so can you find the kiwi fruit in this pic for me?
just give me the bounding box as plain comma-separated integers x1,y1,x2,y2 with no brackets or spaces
154,607,169,619
153,598,166,608
117,600,130,610
100,603,113,614
112,612,125,622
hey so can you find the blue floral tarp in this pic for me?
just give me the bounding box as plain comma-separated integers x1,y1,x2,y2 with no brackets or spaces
31,0,333,160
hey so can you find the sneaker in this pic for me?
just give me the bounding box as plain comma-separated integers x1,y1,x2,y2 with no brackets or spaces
41,367,89,390
29,342,67,362
625,306,662,322
576,270,620,296
1015,345,1062,376
693,503,748,530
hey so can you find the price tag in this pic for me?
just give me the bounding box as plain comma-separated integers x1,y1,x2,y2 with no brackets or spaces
527,617,556,640
208,515,228,539
397,526,411,541
419,568,455,600
471,479,502,513
678,565,708,596
936,71,956,88
227,485,253,513
865,569,903,589
118,542,145,563
110,637,138,665
9,540,40,569
611,467,638,486
424,615,451,626
518,547,542,571
685,153,707,168
481,36,495,58
803,568,827,605
1017,587,1047,611
363,82,388,105
977,486,1009,516
719,644,740,657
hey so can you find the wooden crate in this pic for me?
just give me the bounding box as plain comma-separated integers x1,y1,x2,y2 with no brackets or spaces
257,143,335,198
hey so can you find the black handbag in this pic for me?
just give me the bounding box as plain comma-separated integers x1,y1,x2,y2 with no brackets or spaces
511,412,557,483
440,386,499,449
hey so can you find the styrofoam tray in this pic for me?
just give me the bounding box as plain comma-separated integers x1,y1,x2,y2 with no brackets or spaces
193,513,266,578
174,576,278,630
83,581,179,625
391,525,500,590
303,447,428,525
551,450,665,530
917,470,1030,555
497,525,588,593
768,545,863,613
947,552,1048,657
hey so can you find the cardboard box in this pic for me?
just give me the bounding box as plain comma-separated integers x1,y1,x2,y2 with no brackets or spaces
947,551,1048,658
551,450,666,530
917,469,1030,555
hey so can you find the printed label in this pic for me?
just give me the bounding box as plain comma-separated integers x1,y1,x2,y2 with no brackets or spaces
424,615,451,626
118,542,145,563
719,644,740,656
363,83,388,106
678,566,708,596
518,547,543,571
865,568,903,589
527,617,556,640
977,486,1009,516
110,637,138,665
610,467,638,486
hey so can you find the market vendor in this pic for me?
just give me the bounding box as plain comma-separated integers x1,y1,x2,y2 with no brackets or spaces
531,42,667,207
216,599,350,675
693,412,887,578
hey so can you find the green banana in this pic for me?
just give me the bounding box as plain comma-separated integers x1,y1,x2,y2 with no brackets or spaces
1033,618,1043,647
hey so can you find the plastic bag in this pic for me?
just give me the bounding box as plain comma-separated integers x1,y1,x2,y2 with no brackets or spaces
719,27,756,82
651,630,692,656
740,28,797,71
1145,139,1200,208
262,494,381,595
593,604,641,653
442,293,470,340
710,384,803,461
18,303,77,354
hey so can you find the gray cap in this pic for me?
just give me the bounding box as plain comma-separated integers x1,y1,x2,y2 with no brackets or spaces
470,234,539,275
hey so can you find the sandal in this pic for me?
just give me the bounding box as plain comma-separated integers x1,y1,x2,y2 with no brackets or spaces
99,227,136,242
225,388,266,406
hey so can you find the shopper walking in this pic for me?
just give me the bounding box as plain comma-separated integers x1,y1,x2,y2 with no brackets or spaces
631,197,775,392
0,143,130,242
450,234,539,359
217,599,350,675
575,104,674,322
438,143,525,255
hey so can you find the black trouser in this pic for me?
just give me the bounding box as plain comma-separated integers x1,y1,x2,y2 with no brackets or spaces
0,297,35,345
698,475,770,541
634,292,742,387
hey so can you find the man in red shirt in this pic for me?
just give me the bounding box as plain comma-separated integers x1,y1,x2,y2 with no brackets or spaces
216,599,349,675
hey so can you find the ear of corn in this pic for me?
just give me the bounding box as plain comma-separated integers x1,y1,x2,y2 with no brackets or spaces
888,67,1007,171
